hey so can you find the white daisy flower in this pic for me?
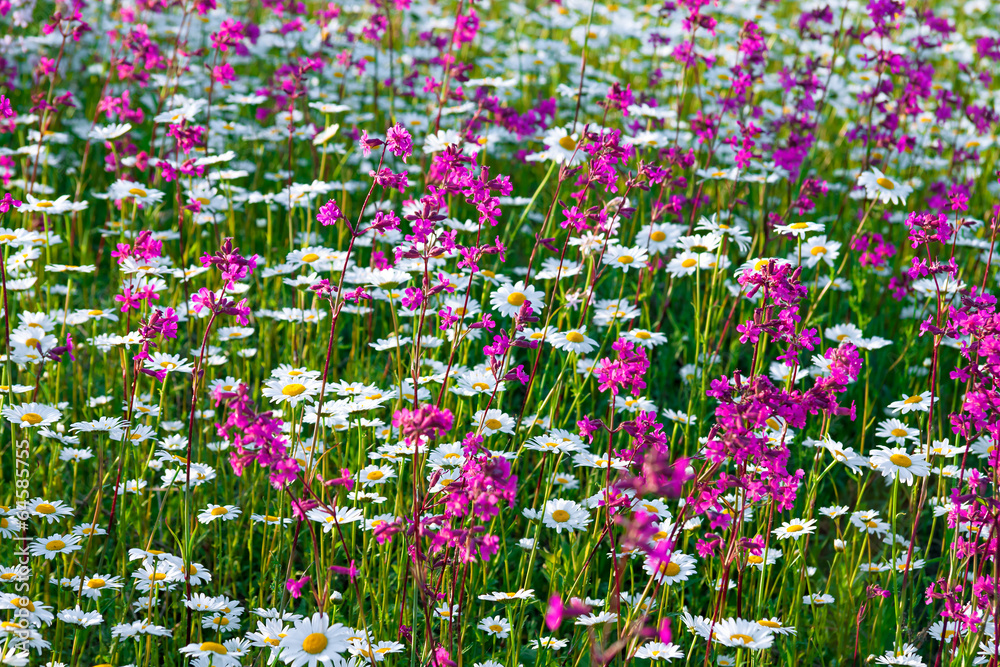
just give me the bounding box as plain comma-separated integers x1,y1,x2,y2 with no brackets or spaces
489,281,545,318
858,168,912,205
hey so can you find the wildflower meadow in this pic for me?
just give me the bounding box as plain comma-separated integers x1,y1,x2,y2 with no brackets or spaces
1,0,1000,665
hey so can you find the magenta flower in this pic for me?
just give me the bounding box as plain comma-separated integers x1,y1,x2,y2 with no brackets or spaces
385,123,413,161
0,192,21,213
285,575,310,599
392,404,454,445
317,198,343,227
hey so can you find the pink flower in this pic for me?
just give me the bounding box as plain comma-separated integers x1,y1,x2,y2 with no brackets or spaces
285,575,310,599
385,123,413,161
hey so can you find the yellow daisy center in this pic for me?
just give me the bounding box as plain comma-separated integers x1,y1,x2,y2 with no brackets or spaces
551,509,571,523
21,413,44,425
282,383,307,396
200,642,227,654
36,502,56,514
650,231,666,242
506,292,526,307
484,419,503,430
558,136,577,151
785,524,804,533
875,177,894,190
889,454,912,467
303,633,329,654
46,539,66,550
659,562,681,577
210,507,229,516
